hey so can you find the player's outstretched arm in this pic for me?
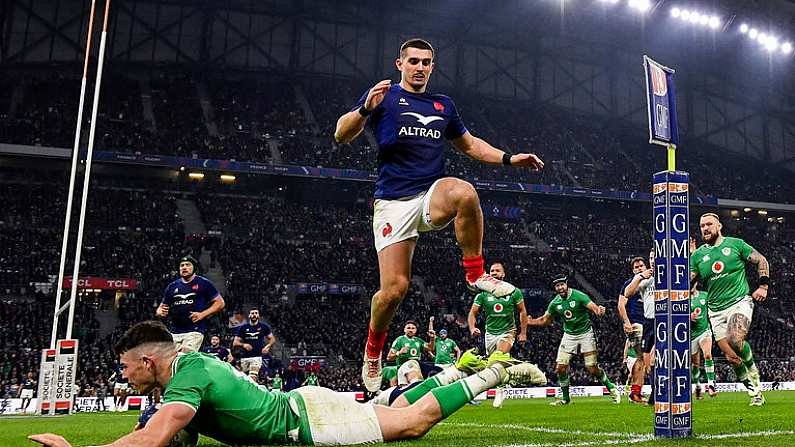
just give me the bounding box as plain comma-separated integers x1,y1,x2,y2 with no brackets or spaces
450,132,544,169
334,79,391,144
29,402,194,447
623,268,652,298
586,302,606,317
527,313,553,328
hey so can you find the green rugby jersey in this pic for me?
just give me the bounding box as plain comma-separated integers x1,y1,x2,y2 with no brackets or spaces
546,288,594,336
473,288,524,335
390,335,426,366
690,290,710,338
690,237,753,311
163,352,303,445
382,365,398,387
303,374,318,386
434,338,458,365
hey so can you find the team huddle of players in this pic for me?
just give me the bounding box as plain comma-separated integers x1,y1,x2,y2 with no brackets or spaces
28,38,771,447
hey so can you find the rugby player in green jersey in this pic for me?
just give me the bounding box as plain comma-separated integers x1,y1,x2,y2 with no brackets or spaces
433,329,461,367
528,274,620,406
387,320,435,386
690,213,770,406
468,262,528,408
29,321,543,447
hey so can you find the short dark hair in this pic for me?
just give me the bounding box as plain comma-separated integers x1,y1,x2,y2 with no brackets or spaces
404,320,418,327
249,307,259,313
114,321,173,356
400,38,434,58
490,261,506,270
630,256,646,267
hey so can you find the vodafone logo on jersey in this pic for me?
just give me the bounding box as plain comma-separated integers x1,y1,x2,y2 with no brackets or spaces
564,310,573,319
711,261,725,274
410,348,418,356
494,303,504,313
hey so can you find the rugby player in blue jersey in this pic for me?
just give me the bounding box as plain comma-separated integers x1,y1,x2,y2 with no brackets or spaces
335,38,545,391
156,255,225,352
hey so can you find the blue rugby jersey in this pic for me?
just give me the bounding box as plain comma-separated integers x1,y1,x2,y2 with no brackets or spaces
235,322,272,359
353,84,468,199
621,277,645,325
161,275,221,334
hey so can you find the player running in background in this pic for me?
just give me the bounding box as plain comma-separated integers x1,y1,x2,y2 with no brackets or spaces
468,262,527,408
387,320,435,387
621,340,638,395
434,329,461,368
233,308,276,383
202,335,233,363
29,321,542,447
270,373,284,392
335,38,544,391
303,370,320,387
109,363,129,412
691,289,717,399
17,372,35,414
528,274,620,406
691,213,769,406
156,255,225,352
622,254,657,405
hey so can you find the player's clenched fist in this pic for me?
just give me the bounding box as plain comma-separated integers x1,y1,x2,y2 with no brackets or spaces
155,304,169,317
470,327,481,337
364,79,391,111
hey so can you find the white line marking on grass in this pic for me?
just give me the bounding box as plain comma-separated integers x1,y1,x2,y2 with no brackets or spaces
444,422,795,446
443,422,652,439
696,430,795,440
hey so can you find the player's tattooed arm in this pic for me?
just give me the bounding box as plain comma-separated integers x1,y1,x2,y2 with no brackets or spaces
748,249,769,280
748,249,769,301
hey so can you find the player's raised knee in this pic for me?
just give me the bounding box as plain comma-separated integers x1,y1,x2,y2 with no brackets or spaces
382,277,410,301
449,179,478,205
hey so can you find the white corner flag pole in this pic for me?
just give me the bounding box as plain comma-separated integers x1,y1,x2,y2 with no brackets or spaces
65,0,112,340
50,0,98,349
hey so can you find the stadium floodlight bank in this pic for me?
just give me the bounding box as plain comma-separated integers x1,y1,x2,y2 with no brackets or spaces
645,55,692,438
40,0,111,416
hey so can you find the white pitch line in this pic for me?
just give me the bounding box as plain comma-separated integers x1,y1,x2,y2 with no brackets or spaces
443,422,652,439
696,429,795,440
443,422,795,445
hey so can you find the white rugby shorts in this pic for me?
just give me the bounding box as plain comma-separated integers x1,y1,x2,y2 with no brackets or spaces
372,179,451,252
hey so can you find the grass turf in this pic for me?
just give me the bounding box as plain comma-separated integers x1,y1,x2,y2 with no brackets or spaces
2,392,794,446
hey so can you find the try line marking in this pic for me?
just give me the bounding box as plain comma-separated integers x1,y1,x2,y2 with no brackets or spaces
442,422,795,446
